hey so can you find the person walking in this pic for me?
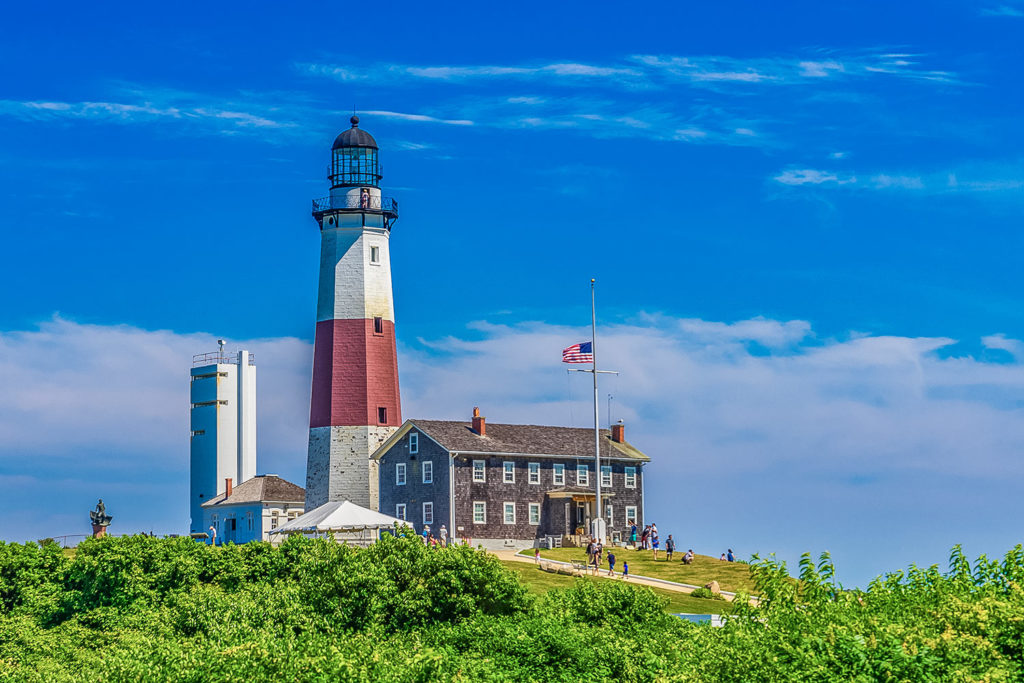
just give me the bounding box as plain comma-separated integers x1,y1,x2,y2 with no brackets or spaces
665,534,675,561
439,524,448,547
607,550,616,577
622,561,629,580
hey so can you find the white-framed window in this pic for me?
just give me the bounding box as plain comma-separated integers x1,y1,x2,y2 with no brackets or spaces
503,502,516,524
370,245,380,264
422,461,433,484
601,465,612,488
553,463,565,485
605,505,614,528
625,466,637,488
423,502,433,525
528,462,540,484
626,506,638,526
396,462,406,485
503,461,515,483
577,464,589,486
269,512,277,530
473,459,486,483
395,503,406,520
473,501,486,524
529,503,541,525
409,433,419,454
246,511,254,532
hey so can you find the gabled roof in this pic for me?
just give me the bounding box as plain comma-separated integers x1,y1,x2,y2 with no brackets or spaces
202,475,305,508
372,420,650,462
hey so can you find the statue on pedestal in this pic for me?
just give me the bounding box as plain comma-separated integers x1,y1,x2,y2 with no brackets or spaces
90,499,112,538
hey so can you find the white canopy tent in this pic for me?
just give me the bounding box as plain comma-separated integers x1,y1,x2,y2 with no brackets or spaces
268,500,408,546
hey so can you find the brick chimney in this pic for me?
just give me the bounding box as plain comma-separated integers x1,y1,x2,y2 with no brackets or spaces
472,407,486,437
611,421,625,443
225,477,233,498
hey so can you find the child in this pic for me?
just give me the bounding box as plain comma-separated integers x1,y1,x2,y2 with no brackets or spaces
652,535,660,561
607,551,616,577
622,561,629,580
534,547,541,563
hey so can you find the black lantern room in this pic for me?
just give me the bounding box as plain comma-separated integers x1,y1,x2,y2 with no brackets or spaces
330,116,380,188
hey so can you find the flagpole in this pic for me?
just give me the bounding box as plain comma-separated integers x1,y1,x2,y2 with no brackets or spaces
591,278,603,543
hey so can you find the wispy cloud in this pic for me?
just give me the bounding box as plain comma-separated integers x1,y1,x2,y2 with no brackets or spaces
302,50,961,91
773,163,1024,194
980,5,1024,17
360,109,473,126
774,169,856,186
0,87,302,137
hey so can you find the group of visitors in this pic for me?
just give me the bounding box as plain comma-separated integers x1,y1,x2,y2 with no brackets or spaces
720,549,735,562
586,538,629,579
631,521,670,560
420,524,452,548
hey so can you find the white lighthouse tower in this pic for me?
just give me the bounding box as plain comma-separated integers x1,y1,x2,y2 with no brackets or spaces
305,116,401,511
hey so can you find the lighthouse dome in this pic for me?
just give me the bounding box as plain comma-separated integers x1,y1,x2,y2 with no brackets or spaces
332,115,378,150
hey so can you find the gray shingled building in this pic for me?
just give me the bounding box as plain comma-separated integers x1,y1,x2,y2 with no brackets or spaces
373,409,650,549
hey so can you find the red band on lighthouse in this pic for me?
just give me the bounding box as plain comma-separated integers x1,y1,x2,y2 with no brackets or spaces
309,318,402,428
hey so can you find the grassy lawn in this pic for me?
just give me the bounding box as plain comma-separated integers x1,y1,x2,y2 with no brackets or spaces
525,548,758,594
499,560,730,615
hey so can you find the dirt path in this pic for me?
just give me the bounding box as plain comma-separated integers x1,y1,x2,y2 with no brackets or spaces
490,549,738,601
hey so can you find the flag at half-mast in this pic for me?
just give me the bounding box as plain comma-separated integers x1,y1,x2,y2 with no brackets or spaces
562,341,594,364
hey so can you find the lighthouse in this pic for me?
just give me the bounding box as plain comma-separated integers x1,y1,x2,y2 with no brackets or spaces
305,116,402,511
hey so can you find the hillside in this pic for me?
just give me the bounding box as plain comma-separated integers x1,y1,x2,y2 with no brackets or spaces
529,548,758,594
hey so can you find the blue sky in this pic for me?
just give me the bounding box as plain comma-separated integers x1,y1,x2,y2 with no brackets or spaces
2,1,1024,586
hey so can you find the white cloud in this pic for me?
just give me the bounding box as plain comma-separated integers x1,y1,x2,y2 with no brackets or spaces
360,110,474,126
980,5,1024,17
302,50,961,91
775,163,1024,194
774,168,855,185
8,316,1024,584
0,89,301,137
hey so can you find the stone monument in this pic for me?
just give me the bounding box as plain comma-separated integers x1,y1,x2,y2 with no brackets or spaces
89,499,112,538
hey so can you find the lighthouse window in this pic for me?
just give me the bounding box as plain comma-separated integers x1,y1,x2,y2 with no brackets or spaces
378,407,388,424
373,317,384,335
370,246,380,264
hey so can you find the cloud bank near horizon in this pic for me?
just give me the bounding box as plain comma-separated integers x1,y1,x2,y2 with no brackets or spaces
3,315,1023,583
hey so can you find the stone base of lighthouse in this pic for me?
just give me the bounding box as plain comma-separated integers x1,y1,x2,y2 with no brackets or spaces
305,425,397,510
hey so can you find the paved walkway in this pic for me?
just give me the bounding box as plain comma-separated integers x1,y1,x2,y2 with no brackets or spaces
490,549,739,601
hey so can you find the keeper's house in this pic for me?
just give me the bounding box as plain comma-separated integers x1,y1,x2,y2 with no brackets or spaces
373,408,650,549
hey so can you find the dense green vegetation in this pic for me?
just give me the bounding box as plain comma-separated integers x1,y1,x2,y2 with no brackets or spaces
2,534,1023,681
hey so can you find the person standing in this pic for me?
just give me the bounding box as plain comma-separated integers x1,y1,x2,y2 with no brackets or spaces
586,538,596,568
607,550,616,577
652,534,660,561
422,525,430,544
208,524,217,546
594,541,603,575
665,534,675,561
630,521,638,548
439,524,448,547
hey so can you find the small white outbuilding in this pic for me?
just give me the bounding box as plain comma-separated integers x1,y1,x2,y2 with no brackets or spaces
268,500,407,546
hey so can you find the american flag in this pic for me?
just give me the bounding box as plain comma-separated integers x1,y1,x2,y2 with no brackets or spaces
562,341,594,363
